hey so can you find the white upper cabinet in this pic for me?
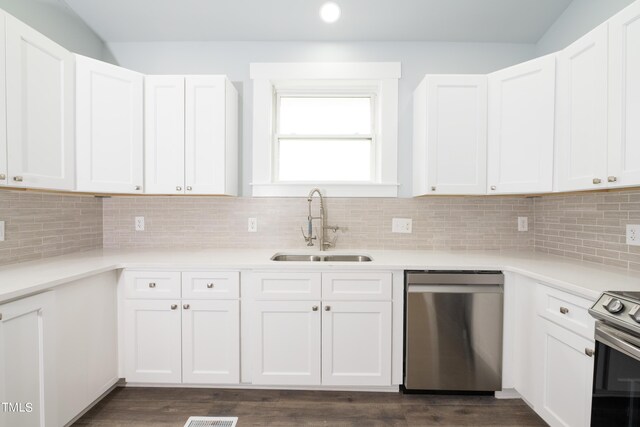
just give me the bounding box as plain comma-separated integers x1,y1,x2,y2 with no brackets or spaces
0,11,7,187
487,55,556,194
145,76,185,194
413,75,487,196
5,14,75,191
555,24,609,192
76,55,144,194
608,0,640,188
144,75,238,195
185,76,238,195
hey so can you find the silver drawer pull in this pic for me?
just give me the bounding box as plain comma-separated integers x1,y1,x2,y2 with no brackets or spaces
325,306,331,311
490,185,496,191
13,176,23,182
593,178,602,185
186,186,193,191
149,282,156,288
207,283,214,289
312,306,318,311
608,176,617,183
559,307,569,314
176,186,182,191
585,348,594,357
135,185,142,191
170,304,178,310
183,304,190,310
431,186,436,191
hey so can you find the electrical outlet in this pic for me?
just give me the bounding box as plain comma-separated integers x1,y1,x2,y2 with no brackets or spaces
518,217,529,232
135,216,145,232
0,221,4,241
628,224,640,246
392,218,412,233
248,218,258,232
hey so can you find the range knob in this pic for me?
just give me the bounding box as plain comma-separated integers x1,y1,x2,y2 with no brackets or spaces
629,305,640,323
605,298,625,314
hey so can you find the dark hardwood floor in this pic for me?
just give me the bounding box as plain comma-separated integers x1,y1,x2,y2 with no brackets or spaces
73,387,546,426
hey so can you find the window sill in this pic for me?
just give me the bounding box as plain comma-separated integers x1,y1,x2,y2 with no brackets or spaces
251,182,399,197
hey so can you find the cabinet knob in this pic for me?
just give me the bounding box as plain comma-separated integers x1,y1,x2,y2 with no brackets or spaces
170,304,178,310
207,283,214,289
559,307,569,315
490,186,496,191
312,306,318,311
13,176,23,182
176,186,182,191
186,186,193,191
183,304,190,310
608,176,618,183
149,282,156,288
431,186,436,192
593,178,602,185
0,173,5,180
325,306,331,311
135,185,142,191
585,348,594,357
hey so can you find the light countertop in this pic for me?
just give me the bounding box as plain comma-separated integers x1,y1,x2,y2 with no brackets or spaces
0,248,639,303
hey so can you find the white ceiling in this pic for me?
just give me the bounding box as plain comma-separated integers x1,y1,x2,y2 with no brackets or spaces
59,0,573,43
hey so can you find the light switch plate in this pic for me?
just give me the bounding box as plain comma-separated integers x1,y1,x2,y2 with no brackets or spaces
248,218,257,232
518,217,528,232
392,218,412,233
135,216,145,231
628,224,640,246
0,221,4,241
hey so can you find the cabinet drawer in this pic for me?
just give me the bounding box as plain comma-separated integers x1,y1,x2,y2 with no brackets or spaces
245,272,321,300
322,273,392,300
182,271,239,299
537,284,595,339
124,271,181,299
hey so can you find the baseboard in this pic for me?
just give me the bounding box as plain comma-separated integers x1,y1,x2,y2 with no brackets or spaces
124,382,400,393
494,388,522,399
63,378,125,427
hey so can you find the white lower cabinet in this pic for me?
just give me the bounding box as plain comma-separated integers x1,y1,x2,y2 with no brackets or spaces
538,319,595,427
0,292,57,427
322,301,392,386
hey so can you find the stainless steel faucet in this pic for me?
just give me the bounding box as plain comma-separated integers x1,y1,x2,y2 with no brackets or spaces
301,188,339,250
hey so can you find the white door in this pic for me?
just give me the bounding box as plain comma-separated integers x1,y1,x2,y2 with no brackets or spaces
124,299,182,383
608,0,640,188
556,24,609,192
5,15,75,191
487,55,556,194
0,292,56,427
538,319,594,427
182,300,239,384
0,12,7,187
417,75,487,195
145,76,186,194
252,300,321,385
185,76,227,195
76,54,144,194
322,301,392,386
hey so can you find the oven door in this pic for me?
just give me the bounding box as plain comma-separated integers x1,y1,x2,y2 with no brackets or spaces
592,322,640,427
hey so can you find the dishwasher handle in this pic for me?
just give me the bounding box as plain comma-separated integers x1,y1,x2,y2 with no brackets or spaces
408,284,503,294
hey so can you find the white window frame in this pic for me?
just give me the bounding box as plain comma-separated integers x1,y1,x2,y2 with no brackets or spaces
250,62,401,197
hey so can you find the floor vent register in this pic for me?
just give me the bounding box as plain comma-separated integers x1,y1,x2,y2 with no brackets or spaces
184,416,238,427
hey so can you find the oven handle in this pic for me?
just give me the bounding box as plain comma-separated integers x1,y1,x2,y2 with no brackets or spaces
595,322,640,362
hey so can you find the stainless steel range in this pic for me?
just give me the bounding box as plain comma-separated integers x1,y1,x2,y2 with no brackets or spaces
589,291,640,426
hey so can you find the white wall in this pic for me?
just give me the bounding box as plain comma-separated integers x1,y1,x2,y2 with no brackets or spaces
536,0,635,55
108,41,536,197
0,0,113,62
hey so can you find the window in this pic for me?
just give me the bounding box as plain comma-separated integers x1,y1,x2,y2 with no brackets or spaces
276,95,375,182
251,62,401,197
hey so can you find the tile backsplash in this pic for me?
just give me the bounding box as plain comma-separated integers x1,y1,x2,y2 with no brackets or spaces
533,189,640,272
0,191,103,266
102,196,534,251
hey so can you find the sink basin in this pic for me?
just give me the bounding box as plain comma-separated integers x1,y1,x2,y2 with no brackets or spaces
271,253,372,262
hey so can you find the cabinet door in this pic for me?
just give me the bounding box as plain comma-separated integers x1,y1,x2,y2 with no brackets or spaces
76,55,144,194
417,75,488,195
124,299,182,383
0,292,56,427
608,0,640,188
0,12,7,187
182,300,239,384
322,301,392,386
487,55,556,194
185,76,227,195
556,24,609,192
538,319,594,427
145,76,185,194
5,15,75,191
252,300,321,385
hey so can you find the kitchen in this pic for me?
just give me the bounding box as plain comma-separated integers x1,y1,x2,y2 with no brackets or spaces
0,0,639,426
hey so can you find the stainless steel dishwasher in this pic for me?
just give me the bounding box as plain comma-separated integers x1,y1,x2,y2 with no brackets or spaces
404,271,504,392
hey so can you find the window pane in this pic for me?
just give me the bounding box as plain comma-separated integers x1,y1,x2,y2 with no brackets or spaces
278,139,372,181
279,97,371,135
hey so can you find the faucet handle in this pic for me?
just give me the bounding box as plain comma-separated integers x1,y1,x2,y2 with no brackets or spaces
300,226,316,246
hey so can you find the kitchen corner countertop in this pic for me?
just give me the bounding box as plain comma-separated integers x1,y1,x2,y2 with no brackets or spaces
0,248,639,303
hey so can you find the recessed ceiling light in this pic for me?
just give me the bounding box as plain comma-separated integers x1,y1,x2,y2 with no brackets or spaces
320,2,341,24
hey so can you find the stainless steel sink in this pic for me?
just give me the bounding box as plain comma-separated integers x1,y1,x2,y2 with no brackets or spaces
271,253,372,262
